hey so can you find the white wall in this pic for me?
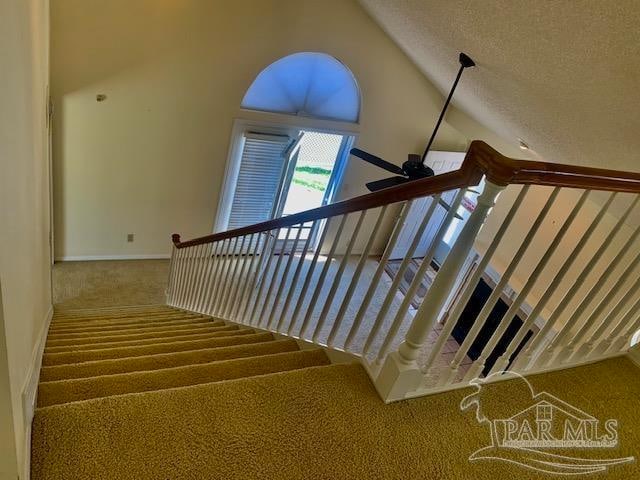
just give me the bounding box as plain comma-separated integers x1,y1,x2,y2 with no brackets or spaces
0,0,52,476
51,0,471,260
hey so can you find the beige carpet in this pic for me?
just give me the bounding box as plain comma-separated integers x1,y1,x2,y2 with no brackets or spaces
52,258,468,374
32,306,639,479
53,259,170,308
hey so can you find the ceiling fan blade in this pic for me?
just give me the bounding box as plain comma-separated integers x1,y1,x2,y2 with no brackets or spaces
365,176,411,192
350,148,405,175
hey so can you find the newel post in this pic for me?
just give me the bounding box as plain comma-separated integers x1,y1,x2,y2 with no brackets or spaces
166,234,181,304
375,180,505,402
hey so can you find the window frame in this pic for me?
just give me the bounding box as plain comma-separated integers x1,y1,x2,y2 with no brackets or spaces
214,112,359,235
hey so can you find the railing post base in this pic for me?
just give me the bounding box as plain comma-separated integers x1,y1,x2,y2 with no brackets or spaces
374,352,422,402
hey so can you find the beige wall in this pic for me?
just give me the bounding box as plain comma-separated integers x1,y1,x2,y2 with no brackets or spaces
476,185,639,329
0,0,52,476
450,106,639,336
51,0,471,260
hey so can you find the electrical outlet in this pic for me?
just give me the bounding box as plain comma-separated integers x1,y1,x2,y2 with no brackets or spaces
127,233,134,242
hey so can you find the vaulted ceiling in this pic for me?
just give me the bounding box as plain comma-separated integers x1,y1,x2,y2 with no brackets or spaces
359,0,640,171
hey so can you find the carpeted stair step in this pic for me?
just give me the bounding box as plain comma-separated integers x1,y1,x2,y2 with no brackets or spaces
47,319,225,341
39,333,290,381
51,307,183,322
50,312,209,329
52,305,176,320
32,363,363,480
42,329,260,366
44,325,242,353
37,349,330,407
47,316,214,336
45,322,233,348
49,314,209,334
50,315,210,335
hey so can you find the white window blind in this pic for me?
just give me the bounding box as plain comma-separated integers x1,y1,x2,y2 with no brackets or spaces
227,133,292,230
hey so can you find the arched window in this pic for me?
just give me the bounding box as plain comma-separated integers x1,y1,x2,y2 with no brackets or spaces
241,52,360,123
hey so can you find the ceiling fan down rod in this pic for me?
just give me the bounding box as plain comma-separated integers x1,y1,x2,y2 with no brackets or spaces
421,52,476,163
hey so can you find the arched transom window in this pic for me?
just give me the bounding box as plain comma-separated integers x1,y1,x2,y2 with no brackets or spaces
241,52,360,123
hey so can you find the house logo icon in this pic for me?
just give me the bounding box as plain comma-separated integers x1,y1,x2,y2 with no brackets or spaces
460,372,634,475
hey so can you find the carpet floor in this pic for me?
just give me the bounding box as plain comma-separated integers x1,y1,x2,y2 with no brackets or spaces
32,306,639,479
53,260,170,308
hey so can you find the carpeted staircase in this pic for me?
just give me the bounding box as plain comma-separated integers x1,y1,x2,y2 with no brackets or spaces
33,305,333,477
31,305,640,479
37,305,330,406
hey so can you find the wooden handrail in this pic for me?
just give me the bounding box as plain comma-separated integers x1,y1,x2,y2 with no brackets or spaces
470,141,640,192
173,141,640,248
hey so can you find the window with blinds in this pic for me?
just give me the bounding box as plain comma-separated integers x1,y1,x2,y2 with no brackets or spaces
227,133,292,230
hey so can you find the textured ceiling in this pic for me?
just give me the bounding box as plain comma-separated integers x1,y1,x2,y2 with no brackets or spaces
359,0,640,172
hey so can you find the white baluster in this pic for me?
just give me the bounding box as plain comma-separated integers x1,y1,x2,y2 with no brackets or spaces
537,218,640,368
328,206,388,347
591,295,640,357
375,189,467,363
422,186,529,381
439,187,560,386
564,253,640,363
227,234,256,320
518,195,638,370
345,201,411,351
179,245,200,308
282,221,319,334
508,193,616,371
209,239,232,315
289,219,332,336
166,245,177,303
240,231,273,321
376,180,504,402
606,314,640,354
221,235,247,316
191,244,208,310
270,226,304,331
211,239,232,316
363,195,443,354
249,229,282,325
204,241,226,315
197,242,219,313
475,189,589,378
173,247,189,308
258,227,293,328
167,245,182,305
313,211,366,343
300,215,349,338
579,278,640,360
189,244,209,312
215,237,239,316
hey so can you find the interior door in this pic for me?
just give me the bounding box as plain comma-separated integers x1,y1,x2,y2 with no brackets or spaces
388,151,466,261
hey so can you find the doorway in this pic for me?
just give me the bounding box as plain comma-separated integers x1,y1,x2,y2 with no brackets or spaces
388,151,467,262
276,130,351,248
383,150,477,309
216,123,353,251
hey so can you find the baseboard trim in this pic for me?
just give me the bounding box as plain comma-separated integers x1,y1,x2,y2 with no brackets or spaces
55,254,171,261
628,347,640,367
21,305,53,480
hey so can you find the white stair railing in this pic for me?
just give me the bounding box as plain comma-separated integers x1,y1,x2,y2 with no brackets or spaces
166,141,640,402
167,189,470,358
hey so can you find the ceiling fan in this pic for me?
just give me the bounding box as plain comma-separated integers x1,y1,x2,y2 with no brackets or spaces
351,52,476,192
